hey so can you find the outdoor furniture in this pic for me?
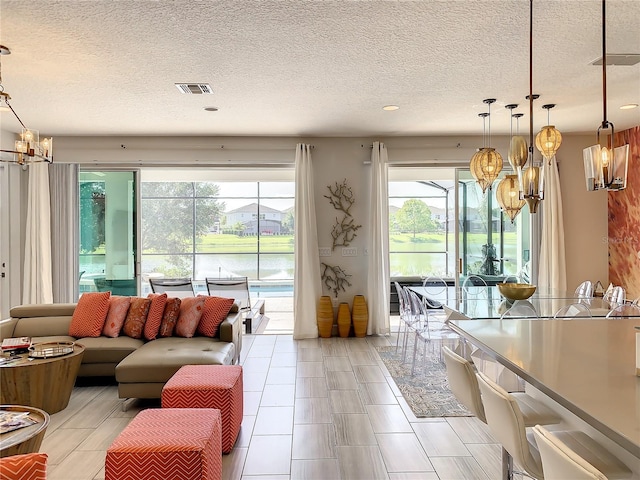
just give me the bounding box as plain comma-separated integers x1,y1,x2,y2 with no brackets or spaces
149,277,195,298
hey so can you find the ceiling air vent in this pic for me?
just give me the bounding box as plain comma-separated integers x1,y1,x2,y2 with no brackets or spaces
591,54,640,66
175,83,214,94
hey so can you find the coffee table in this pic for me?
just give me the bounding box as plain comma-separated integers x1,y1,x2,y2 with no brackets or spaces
0,405,49,457
0,344,85,414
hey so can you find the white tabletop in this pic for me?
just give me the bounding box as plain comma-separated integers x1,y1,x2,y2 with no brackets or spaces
448,317,640,458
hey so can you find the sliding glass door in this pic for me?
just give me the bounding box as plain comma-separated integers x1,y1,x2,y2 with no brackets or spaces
79,171,138,295
456,168,530,286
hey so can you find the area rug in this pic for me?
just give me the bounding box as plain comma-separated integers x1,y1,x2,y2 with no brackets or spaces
376,344,471,418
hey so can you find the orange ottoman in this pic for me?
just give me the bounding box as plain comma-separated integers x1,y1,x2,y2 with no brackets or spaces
105,408,221,480
162,365,243,454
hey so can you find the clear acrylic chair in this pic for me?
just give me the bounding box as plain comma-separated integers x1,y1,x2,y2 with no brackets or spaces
421,276,448,309
394,282,411,353
553,303,592,319
500,300,538,319
574,280,593,298
462,275,488,297
603,286,626,307
605,303,640,318
149,277,194,298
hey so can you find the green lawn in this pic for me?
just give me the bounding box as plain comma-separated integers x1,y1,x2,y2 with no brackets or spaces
195,233,294,253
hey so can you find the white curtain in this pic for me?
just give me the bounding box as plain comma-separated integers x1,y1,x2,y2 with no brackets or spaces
50,163,79,303
293,144,322,339
538,156,566,291
366,142,391,335
22,163,53,304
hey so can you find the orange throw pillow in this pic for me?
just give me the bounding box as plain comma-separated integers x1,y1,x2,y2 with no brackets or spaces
158,297,181,337
144,293,167,340
174,296,206,337
102,296,131,338
197,296,235,337
0,453,48,480
122,297,151,339
69,291,111,338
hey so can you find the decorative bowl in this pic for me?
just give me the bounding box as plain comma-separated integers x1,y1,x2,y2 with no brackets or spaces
497,283,536,301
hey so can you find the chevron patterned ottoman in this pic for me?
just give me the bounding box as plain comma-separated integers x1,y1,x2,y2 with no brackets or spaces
105,408,221,480
161,365,243,454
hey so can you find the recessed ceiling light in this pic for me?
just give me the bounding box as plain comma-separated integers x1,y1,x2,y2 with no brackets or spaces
382,105,399,111
204,107,219,112
620,103,638,110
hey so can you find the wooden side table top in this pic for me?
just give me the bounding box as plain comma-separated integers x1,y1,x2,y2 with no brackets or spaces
0,405,50,458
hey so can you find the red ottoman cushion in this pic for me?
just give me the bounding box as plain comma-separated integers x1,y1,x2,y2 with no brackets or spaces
105,408,221,480
162,365,243,454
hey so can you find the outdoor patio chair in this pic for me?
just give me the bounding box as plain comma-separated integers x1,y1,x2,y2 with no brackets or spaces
149,277,195,298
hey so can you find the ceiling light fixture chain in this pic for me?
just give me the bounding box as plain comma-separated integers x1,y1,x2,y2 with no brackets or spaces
582,0,629,191
0,45,53,166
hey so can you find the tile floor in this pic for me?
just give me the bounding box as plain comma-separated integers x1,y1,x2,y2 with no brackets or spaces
40,330,513,480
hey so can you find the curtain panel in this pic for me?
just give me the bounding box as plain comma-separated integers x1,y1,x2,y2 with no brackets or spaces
22,163,53,304
538,156,566,291
366,142,391,335
49,163,80,303
293,144,322,339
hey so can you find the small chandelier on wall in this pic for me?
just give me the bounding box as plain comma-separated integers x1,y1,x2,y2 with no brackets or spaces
0,45,53,166
583,0,629,192
469,99,503,194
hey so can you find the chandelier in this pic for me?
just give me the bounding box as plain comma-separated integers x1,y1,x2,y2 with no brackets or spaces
0,45,53,165
469,99,503,194
583,0,629,191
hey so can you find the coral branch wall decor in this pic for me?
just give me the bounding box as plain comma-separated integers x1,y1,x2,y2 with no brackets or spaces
321,262,352,297
324,179,362,250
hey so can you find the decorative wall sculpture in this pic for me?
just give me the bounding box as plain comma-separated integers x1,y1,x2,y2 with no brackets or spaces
324,179,362,250
320,262,352,298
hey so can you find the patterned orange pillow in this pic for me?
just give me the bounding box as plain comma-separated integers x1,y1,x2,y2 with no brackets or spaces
174,296,206,337
144,293,167,340
158,297,181,337
122,297,151,339
102,296,131,338
197,296,235,337
69,291,111,338
0,453,48,480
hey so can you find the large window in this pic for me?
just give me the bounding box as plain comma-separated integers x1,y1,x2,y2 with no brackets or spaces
388,168,456,279
140,171,294,293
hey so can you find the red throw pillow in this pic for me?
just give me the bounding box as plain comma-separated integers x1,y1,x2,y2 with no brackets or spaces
0,453,48,480
102,296,132,338
69,291,111,338
174,296,206,338
122,297,151,339
158,297,181,337
197,296,235,337
144,293,167,340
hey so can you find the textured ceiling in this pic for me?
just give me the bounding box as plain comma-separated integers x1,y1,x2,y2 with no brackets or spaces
0,0,639,137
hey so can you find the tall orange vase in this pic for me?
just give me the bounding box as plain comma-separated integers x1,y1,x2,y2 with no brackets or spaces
337,302,351,338
352,295,368,337
317,296,334,338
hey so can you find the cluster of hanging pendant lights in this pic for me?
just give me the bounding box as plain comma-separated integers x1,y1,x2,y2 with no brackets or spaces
470,0,564,222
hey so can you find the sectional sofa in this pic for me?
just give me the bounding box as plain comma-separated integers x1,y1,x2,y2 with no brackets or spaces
0,303,242,400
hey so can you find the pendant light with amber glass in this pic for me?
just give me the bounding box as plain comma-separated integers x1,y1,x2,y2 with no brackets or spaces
497,104,526,223
470,99,503,193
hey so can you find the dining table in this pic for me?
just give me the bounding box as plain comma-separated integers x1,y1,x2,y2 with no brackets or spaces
407,285,640,319
447,316,640,473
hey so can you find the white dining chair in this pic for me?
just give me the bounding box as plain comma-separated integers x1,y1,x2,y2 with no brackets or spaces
476,371,560,480
443,347,561,480
532,424,632,480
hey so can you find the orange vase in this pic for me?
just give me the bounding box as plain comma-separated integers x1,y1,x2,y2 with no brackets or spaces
352,295,368,337
317,296,334,338
337,302,351,338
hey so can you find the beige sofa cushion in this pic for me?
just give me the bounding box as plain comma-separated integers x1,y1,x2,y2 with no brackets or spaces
116,336,234,384
75,336,144,364
14,317,73,338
